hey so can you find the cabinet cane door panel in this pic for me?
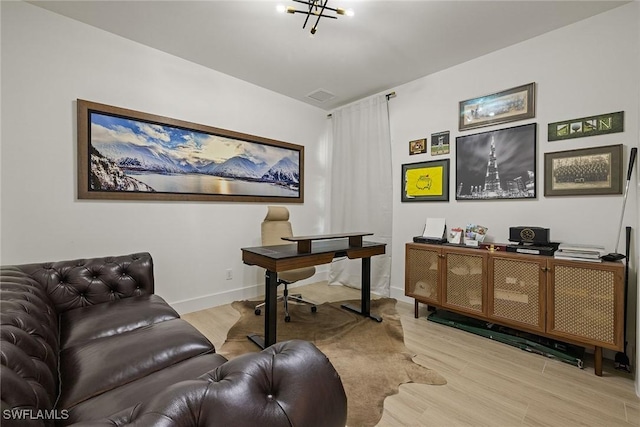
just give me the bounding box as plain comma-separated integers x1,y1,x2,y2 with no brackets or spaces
442,249,487,315
489,255,545,332
547,261,624,350
405,244,441,304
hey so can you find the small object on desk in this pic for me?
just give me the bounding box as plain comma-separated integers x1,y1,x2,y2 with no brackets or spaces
423,217,446,240
506,242,558,256
413,236,446,244
554,243,606,262
448,227,463,244
509,226,550,245
465,224,488,246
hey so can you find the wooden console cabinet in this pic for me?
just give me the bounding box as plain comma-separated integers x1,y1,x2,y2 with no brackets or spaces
405,243,624,376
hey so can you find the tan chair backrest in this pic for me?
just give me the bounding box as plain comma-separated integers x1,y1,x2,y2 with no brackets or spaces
262,206,294,246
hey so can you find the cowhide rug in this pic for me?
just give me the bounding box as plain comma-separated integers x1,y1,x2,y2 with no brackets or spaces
220,298,447,427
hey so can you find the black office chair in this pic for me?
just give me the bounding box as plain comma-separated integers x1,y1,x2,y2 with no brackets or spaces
254,206,317,322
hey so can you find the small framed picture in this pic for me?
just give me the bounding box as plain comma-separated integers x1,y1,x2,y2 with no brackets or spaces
430,131,450,155
409,138,427,155
544,144,623,196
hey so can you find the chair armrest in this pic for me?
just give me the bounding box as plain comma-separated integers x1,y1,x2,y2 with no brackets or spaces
68,340,347,427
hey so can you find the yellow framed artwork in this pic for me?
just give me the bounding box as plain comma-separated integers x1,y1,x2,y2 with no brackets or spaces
401,159,450,202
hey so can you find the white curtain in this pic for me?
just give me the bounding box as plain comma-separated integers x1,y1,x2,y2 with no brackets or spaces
328,95,392,296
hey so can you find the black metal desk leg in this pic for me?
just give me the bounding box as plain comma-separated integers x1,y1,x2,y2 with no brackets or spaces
248,269,278,349
341,257,382,322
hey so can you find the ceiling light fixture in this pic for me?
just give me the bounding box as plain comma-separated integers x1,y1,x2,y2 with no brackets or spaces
280,0,353,35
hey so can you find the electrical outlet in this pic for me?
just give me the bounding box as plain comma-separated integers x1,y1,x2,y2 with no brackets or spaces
225,269,233,280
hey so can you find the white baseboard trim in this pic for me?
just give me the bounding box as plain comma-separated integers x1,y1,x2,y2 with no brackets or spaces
389,285,412,304
170,284,262,315
171,271,329,315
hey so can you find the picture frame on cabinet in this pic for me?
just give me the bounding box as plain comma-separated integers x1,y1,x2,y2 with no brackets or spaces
459,82,536,131
456,123,537,200
401,159,450,202
544,144,623,196
77,99,304,203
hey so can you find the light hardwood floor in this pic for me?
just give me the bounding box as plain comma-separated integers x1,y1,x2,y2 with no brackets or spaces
183,282,639,426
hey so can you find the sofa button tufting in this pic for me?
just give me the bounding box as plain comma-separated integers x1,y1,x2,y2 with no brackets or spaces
266,394,274,401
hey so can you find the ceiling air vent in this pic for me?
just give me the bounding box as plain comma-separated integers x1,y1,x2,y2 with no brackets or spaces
306,89,336,103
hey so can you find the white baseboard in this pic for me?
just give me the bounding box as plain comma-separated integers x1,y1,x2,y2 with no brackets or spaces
171,271,329,315
390,285,412,304
170,284,263,315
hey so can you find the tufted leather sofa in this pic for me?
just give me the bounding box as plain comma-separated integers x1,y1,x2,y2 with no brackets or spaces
0,253,347,426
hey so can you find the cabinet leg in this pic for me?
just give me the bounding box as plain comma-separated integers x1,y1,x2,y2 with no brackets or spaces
594,346,603,376
414,300,419,318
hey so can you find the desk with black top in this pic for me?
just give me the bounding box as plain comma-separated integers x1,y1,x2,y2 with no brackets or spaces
241,232,386,349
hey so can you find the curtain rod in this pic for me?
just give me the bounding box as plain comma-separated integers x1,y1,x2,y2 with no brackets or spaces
327,91,396,118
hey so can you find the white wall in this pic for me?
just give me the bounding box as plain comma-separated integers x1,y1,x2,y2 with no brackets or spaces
390,2,639,294
388,2,639,393
0,1,329,312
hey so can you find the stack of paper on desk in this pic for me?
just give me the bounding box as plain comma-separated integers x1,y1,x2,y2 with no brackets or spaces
554,243,606,262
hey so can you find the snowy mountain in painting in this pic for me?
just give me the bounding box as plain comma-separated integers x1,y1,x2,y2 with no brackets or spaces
90,147,155,192
210,156,267,179
91,137,298,187
262,157,299,184
93,142,197,174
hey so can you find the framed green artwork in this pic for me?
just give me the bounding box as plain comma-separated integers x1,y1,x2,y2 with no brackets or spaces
548,111,623,141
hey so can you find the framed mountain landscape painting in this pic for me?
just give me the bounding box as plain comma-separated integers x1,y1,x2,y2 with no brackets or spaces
77,100,304,202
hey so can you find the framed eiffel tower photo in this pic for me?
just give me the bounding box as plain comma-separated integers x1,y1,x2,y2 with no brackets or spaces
455,123,537,200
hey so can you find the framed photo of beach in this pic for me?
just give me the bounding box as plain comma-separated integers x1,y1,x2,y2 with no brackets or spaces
77,99,304,203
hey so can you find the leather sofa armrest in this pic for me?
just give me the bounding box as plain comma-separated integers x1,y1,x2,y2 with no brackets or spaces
67,340,347,427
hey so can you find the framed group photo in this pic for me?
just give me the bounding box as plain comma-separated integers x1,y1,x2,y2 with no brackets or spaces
544,144,623,196
77,99,304,203
456,123,537,200
401,159,450,202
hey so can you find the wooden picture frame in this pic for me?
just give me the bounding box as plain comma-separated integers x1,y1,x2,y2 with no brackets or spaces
77,99,304,203
401,159,450,202
544,144,623,196
409,138,427,155
456,123,537,200
459,83,536,131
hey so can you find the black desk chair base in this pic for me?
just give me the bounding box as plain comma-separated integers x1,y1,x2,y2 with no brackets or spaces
254,282,317,322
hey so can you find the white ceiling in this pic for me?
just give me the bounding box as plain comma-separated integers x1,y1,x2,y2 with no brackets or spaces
29,0,628,111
